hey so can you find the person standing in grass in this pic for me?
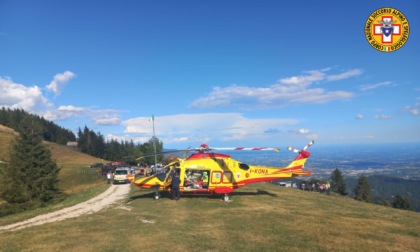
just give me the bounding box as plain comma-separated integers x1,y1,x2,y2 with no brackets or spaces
107,171,112,184
326,181,331,195
171,172,181,200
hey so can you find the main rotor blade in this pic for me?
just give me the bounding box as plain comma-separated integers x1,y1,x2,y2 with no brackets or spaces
212,147,280,152
135,149,190,160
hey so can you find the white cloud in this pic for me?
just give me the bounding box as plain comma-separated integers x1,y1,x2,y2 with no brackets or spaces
0,76,51,112
298,128,309,134
403,104,419,116
279,70,326,86
43,105,89,120
327,69,362,81
374,114,391,120
356,114,364,119
410,109,419,115
46,71,75,95
359,81,394,91
42,105,122,126
105,133,146,143
189,68,356,109
287,128,317,141
95,116,121,125
306,133,318,140
122,113,300,145
1,75,122,126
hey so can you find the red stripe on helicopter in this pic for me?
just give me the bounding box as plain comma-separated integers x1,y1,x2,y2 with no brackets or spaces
272,166,303,174
241,177,291,185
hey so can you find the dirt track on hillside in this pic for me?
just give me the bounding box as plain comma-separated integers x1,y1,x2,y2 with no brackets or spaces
0,184,131,233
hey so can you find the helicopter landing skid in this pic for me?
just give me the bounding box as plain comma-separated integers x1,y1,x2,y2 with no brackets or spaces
223,194,231,202
153,191,161,200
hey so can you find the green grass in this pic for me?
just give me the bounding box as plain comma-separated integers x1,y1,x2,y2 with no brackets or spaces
0,126,106,196
1,125,419,251
0,126,109,221
0,182,419,251
0,183,109,226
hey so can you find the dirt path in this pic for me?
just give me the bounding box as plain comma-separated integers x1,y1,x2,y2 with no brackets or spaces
0,184,131,233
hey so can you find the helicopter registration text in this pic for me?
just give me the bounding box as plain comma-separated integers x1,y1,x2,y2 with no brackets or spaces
249,168,268,175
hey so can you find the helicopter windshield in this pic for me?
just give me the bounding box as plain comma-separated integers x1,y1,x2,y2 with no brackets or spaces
156,167,170,182
156,163,179,182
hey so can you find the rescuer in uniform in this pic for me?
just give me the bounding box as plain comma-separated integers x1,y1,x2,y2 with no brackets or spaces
171,172,181,200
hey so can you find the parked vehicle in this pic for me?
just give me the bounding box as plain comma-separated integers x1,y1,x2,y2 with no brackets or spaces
113,167,130,184
90,163,103,168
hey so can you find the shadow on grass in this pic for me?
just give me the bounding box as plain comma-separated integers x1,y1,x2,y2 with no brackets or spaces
128,191,220,202
232,189,278,197
128,189,277,203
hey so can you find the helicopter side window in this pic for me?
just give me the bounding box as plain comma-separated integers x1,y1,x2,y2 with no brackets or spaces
223,171,232,183
239,163,250,171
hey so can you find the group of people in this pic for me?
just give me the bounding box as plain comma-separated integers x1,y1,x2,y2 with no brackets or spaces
170,169,210,200
184,170,209,189
318,181,331,195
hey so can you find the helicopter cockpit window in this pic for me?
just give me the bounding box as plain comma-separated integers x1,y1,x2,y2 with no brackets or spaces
156,167,170,182
239,163,249,171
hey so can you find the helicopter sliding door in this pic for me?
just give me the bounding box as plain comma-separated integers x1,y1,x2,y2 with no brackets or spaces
183,169,209,190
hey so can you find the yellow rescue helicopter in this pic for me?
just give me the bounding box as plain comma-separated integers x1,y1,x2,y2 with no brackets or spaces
133,141,314,201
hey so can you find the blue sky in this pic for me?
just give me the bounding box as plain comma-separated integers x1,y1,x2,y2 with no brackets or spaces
1,0,419,149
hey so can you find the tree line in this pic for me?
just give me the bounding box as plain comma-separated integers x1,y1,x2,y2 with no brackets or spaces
76,126,163,165
0,108,164,165
0,107,76,145
309,168,414,211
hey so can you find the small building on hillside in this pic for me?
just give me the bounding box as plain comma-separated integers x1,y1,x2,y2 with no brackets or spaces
66,141,78,148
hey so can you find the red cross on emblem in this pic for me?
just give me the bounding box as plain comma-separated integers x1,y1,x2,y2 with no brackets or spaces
373,16,401,43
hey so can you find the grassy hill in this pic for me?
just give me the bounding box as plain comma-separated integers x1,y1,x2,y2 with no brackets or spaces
0,125,106,195
1,124,419,250
0,182,419,251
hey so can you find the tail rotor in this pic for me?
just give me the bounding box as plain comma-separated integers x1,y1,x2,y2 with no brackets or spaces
303,140,315,151
287,140,315,157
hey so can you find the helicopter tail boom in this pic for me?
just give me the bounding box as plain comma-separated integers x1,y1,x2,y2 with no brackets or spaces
282,141,314,176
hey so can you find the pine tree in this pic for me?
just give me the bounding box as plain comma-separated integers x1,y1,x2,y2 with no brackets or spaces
392,194,414,211
0,117,62,208
354,174,372,203
330,168,347,195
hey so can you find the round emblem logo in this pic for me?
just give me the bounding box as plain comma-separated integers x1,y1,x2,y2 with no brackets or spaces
365,7,409,52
